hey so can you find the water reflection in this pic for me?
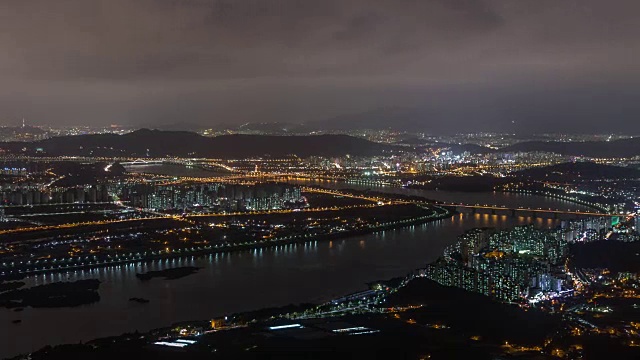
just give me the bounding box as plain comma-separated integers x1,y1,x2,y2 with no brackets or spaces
0,183,586,358
124,164,231,178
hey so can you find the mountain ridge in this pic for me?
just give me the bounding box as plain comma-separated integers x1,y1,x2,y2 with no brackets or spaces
513,161,640,180
0,129,398,158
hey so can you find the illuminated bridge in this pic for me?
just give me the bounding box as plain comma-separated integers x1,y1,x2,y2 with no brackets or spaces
120,159,164,165
443,203,617,218
295,188,617,218
120,158,237,173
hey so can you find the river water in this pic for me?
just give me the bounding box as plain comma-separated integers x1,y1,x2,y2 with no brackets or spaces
0,167,594,358
123,163,232,178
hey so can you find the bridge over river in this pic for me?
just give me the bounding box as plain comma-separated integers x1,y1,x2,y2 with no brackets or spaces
445,203,617,218
300,187,619,219
121,158,237,173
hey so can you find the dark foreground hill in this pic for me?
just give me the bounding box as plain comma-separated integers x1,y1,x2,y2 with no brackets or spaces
0,129,397,158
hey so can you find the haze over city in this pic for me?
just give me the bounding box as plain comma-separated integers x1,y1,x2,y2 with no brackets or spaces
1,0,639,133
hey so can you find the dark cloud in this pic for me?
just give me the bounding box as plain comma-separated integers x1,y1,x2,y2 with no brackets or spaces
0,0,638,132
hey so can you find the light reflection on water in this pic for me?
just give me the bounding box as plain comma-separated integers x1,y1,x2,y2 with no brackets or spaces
123,164,231,178
0,175,592,358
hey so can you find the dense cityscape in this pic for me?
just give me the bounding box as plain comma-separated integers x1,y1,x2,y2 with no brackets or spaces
3,1,640,359
0,125,639,359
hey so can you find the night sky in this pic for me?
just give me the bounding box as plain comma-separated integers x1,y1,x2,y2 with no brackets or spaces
1,0,638,133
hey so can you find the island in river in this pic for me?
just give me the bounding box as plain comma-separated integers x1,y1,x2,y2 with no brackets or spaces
0,279,100,309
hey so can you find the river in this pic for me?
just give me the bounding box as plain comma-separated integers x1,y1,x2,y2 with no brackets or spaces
0,167,595,358
122,163,232,178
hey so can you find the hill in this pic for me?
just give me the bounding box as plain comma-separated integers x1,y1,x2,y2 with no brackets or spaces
501,137,640,157
386,278,559,345
514,161,640,181
0,129,397,158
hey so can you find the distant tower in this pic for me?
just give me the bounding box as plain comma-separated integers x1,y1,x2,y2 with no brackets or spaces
22,118,25,128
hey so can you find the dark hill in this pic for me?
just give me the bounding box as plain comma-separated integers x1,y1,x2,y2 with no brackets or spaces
386,278,559,345
501,137,640,158
35,129,207,157
209,133,396,157
1,129,396,158
514,161,640,181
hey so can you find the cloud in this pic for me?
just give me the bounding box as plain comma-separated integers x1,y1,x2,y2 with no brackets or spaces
0,0,638,130
0,0,506,80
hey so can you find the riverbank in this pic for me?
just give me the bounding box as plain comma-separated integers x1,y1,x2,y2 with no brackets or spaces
5,258,557,360
404,184,609,213
1,185,582,359
0,205,454,279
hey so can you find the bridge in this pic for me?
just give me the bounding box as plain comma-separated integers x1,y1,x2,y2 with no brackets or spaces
297,188,616,218
120,158,164,165
120,158,237,173
443,203,617,218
